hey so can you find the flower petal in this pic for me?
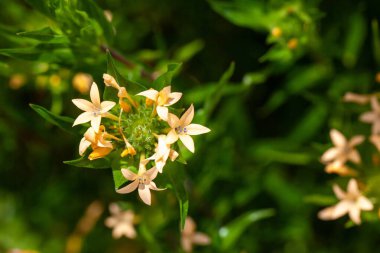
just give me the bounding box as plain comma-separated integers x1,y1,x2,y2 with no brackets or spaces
179,134,195,153
146,167,159,180
91,116,102,132
370,135,380,151
72,99,94,112
349,135,364,147
166,92,182,106
348,206,361,224
357,196,374,210
332,184,346,200
181,237,193,253
347,179,360,195
331,201,350,219
157,106,169,121
371,96,380,111
90,82,101,107
79,137,91,156
121,168,138,181
360,112,376,123
320,148,339,163
167,113,180,129
192,232,211,245
138,185,152,205
116,180,139,194
180,104,194,127
137,89,158,101
73,111,93,126
318,206,337,220
186,124,210,135
348,150,361,164
184,217,196,234
149,181,165,191
373,121,380,135
166,129,179,144
100,101,116,113
330,129,347,147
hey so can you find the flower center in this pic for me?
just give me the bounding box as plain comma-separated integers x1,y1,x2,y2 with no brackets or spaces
138,175,149,185
175,126,187,134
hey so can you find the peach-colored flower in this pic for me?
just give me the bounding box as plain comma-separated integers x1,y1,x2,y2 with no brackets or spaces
72,82,116,131
116,156,164,205
318,179,373,224
360,97,380,134
370,134,380,152
147,135,178,173
320,129,364,165
343,92,372,105
105,203,137,239
166,104,210,153
324,161,357,177
79,125,117,160
137,86,182,121
181,217,211,252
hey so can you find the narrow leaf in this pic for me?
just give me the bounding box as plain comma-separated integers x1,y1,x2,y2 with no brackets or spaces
64,156,110,169
152,63,181,90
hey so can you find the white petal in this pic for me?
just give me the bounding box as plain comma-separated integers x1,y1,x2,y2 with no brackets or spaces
179,134,195,153
167,113,180,129
166,129,179,144
100,101,116,113
79,137,91,155
347,179,360,195
146,167,159,180
90,82,101,107
73,111,93,126
349,135,364,147
180,104,194,127
166,92,182,106
137,89,158,101
348,150,361,164
91,116,102,132
331,201,350,219
357,196,374,210
157,106,169,121
330,129,347,147
371,96,380,111
72,99,94,112
348,207,361,224
169,150,179,161
138,185,152,205
320,148,339,163
373,121,380,135
116,180,139,194
318,206,336,220
333,184,346,200
121,168,137,181
186,124,210,135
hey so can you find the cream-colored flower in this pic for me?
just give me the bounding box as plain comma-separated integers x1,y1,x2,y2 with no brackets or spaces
181,217,211,253
137,86,182,121
370,134,380,152
147,135,179,173
318,179,373,224
166,104,210,153
324,161,357,177
343,92,372,105
360,97,380,134
116,156,164,205
320,129,364,165
105,203,137,239
79,125,117,160
72,82,116,131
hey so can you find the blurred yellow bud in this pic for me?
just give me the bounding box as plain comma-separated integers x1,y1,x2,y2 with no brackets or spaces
104,10,113,22
271,27,282,38
375,72,380,83
49,74,61,88
287,38,298,49
89,147,113,160
72,73,93,94
9,74,26,90
121,144,136,157
120,100,132,113
36,75,48,89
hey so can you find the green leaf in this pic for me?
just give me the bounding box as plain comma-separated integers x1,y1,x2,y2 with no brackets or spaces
218,209,275,250
152,63,181,90
304,194,336,206
17,27,68,43
139,223,163,253
25,0,60,18
63,156,110,169
105,50,146,98
173,39,204,62
342,13,366,68
166,163,189,230
29,104,75,134
372,20,380,66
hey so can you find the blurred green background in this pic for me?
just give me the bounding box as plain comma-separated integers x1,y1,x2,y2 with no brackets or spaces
1,0,380,252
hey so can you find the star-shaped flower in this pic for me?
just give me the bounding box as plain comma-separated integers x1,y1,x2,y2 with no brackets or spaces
320,129,364,165
360,97,380,134
318,179,373,224
105,203,137,239
166,104,210,153
137,86,182,121
147,135,179,173
72,82,116,131
181,217,211,252
79,125,116,160
116,156,164,205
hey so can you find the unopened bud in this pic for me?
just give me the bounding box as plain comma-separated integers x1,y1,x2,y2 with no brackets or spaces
287,38,298,49
103,73,120,89
271,27,282,38
72,73,92,94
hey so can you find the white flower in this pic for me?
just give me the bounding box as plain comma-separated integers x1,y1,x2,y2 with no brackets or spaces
105,203,137,239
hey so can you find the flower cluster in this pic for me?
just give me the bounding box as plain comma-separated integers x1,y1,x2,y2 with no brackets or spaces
317,92,380,225
72,74,210,205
